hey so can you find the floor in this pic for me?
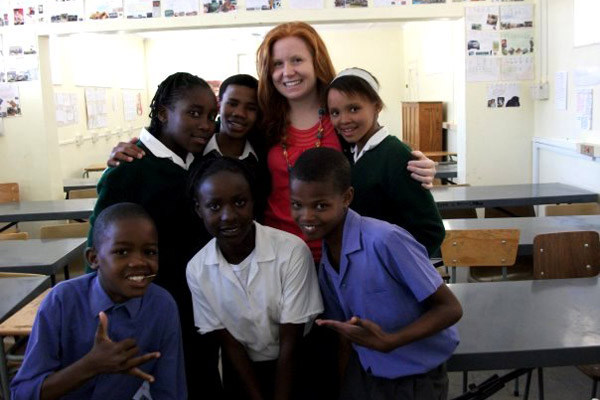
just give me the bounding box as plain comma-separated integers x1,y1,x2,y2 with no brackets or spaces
448,362,596,399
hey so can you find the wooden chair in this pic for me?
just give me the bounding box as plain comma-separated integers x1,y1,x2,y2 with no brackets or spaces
441,229,520,283
523,231,600,398
67,188,97,199
0,183,19,203
0,232,29,240
545,202,600,216
40,222,90,280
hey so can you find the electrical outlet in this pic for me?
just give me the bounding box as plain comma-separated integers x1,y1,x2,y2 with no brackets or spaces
75,133,83,146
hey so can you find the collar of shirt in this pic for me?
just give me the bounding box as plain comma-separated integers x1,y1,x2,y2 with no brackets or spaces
321,209,362,277
89,273,142,319
203,133,258,160
351,126,389,163
139,128,195,170
202,222,275,268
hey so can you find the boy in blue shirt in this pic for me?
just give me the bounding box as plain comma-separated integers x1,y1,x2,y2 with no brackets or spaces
289,148,463,399
11,203,186,400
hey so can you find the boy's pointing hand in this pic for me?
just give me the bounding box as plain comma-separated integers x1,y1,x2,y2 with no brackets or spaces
316,316,394,353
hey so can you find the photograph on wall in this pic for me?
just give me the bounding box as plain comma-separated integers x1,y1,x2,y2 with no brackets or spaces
500,30,533,56
124,0,157,18
466,6,499,31
0,83,21,117
203,0,236,13
246,0,281,10
289,0,323,9
467,31,500,56
374,0,407,5
413,0,445,3
499,4,533,29
11,1,46,24
335,0,367,7
55,92,79,126
163,0,200,16
487,83,520,108
49,0,84,22
86,0,124,19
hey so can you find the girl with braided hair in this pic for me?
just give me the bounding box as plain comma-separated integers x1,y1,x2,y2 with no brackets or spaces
88,72,223,399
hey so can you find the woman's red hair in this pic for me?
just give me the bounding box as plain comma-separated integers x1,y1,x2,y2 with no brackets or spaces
256,22,336,146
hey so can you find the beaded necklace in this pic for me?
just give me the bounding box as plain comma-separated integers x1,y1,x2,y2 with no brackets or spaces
281,108,325,172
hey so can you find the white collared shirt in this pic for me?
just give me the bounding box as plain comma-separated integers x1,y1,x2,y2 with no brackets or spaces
202,134,258,160
139,128,195,170
352,126,390,163
186,222,323,362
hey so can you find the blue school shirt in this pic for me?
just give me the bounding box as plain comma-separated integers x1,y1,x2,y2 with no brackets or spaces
318,209,459,379
11,273,187,400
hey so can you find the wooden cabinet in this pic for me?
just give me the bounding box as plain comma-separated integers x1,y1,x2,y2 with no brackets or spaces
401,102,443,152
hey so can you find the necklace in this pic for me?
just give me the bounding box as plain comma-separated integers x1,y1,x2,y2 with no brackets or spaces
281,108,325,172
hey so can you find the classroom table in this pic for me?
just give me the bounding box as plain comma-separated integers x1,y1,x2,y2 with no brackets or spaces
444,215,600,255
82,163,106,178
436,163,458,181
0,275,50,399
0,238,86,285
447,277,600,399
432,183,598,210
0,198,95,232
63,178,99,195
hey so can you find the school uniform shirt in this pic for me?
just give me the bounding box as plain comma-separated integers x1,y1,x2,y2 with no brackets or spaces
263,116,342,260
349,126,445,257
10,273,186,400
186,222,324,362
318,209,459,379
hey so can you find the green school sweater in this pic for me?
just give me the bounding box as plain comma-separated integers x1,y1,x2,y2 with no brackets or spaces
350,135,445,256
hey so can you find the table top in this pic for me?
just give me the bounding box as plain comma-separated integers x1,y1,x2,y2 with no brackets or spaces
63,178,99,192
432,183,598,210
444,215,600,255
435,163,457,179
0,238,87,275
0,198,95,223
84,163,106,172
0,276,50,324
447,277,600,371
423,151,457,158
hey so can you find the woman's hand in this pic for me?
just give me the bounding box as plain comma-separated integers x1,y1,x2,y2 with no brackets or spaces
107,137,145,167
407,150,437,190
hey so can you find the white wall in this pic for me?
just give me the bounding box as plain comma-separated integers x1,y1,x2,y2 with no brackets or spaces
533,0,600,194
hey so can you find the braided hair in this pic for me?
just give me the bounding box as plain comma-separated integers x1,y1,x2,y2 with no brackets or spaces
147,72,212,136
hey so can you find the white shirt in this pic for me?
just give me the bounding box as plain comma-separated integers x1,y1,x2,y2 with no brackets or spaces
139,128,195,170
351,126,390,163
186,222,323,361
202,134,258,160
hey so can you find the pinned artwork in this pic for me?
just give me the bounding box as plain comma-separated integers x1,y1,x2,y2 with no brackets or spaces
0,83,21,118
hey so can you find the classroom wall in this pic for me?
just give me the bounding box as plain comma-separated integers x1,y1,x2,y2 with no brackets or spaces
532,0,600,193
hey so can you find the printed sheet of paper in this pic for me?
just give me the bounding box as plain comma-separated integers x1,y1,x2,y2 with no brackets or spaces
55,92,79,126
11,1,46,24
334,0,367,8
289,0,323,9
203,0,236,13
86,0,124,19
0,3,10,26
500,30,533,56
124,0,155,18
487,83,520,108
163,0,200,16
575,88,593,130
122,91,143,121
246,0,281,10
467,57,500,82
48,0,84,22
500,4,533,29
85,88,109,129
374,0,408,5
554,71,568,110
467,31,500,56
413,0,446,4
466,6,499,31
5,56,39,82
501,56,533,81
0,83,21,117
573,68,600,87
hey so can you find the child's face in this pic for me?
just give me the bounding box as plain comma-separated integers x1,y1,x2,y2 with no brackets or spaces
219,84,258,140
290,178,353,242
327,89,381,151
159,86,218,158
271,36,317,103
195,170,255,249
87,218,159,304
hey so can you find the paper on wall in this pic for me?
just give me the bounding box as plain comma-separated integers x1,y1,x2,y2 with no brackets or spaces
246,0,281,10
374,0,408,5
465,6,499,31
289,0,323,9
334,0,367,8
486,83,520,108
501,56,533,81
554,71,568,110
466,31,500,56
0,83,21,117
466,57,500,82
48,0,84,22
575,88,593,130
85,88,109,129
124,0,156,18
86,0,124,19
55,93,79,126
163,0,200,16
499,4,533,29
203,0,236,13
